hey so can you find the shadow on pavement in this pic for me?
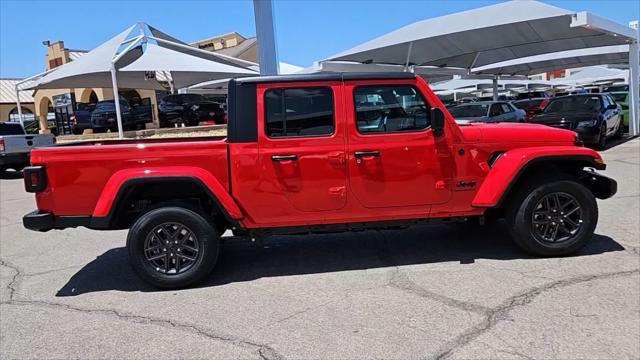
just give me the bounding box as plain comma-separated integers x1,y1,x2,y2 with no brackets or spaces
56,222,626,296
0,170,24,180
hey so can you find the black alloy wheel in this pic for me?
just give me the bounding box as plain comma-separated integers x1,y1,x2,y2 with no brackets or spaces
531,192,582,244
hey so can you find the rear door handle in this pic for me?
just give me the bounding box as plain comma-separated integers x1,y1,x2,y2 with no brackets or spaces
271,154,298,161
354,150,380,158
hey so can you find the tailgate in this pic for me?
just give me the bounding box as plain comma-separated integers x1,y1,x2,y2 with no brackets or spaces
0,134,55,155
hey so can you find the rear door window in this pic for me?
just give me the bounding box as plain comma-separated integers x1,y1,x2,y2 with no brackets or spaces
264,87,334,137
353,85,430,134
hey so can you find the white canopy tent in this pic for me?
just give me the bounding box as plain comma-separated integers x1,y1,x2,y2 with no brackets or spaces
186,62,303,94
323,0,639,135
16,22,257,137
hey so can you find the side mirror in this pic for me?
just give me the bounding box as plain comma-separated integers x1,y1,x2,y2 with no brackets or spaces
607,104,617,110
430,107,445,136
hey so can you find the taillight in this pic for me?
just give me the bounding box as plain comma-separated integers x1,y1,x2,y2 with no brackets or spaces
0,138,4,152
24,166,47,192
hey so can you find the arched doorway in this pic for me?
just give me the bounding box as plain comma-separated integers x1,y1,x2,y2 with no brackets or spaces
79,88,99,104
9,107,34,121
118,89,142,106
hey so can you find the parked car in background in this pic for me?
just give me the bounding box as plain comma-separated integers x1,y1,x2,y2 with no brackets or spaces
0,122,54,173
609,92,629,131
158,94,211,127
70,103,95,134
515,91,550,100
449,101,525,124
129,99,154,129
181,101,226,126
531,94,623,148
513,98,549,122
90,100,134,132
604,84,628,93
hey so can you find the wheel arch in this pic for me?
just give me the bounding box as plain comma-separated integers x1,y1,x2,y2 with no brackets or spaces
90,168,244,230
472,148,609,209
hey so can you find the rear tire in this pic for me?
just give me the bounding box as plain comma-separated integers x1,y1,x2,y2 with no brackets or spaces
614,118,624,139
597,123,607,149
506,179,597,256
127,206,219,289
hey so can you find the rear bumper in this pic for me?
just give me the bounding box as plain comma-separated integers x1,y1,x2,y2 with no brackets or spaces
0,152,29,167
23,210,91,232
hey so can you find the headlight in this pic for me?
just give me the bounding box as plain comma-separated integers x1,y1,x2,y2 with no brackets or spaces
577,119,597,127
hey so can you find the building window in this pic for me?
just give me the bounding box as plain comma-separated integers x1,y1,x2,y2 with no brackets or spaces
48,57,63,69
264,87,334,138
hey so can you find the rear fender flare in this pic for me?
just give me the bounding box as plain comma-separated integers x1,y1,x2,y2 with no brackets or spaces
92,167,244,221
472,147,605,208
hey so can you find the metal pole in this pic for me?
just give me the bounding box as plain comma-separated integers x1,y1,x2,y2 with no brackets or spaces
404,42,414,72
628,21,639,137
253,0,279,75
110,67,124,138
492,76,499,101
14,85,24,128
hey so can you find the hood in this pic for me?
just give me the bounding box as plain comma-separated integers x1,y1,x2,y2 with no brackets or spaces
455,117,486,124
459,122,576,144
532,111,598,124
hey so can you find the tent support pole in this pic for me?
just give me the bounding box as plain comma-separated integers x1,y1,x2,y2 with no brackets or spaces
492,76,499,101
404,42,413,72
15,85,24,128
110,67,124,139
629,35,639,137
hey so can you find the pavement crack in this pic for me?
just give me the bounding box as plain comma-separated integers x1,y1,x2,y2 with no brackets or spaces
1,299,285,360
430,268,640,360
0,259,23,301
375,230,491,315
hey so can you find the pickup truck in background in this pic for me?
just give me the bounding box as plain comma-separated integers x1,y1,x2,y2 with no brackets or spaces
0,122,55,173
22,73,617,289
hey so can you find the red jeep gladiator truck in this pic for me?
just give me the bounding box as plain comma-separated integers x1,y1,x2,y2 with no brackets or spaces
22,73,617,289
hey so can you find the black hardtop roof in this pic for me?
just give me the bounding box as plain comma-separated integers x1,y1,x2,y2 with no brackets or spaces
233,72,416,85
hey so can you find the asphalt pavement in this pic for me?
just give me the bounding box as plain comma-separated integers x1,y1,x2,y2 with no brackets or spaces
1,138,639,359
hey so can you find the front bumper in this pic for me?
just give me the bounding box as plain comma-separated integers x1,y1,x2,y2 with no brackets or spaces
573,126,601,145
23,210,91,232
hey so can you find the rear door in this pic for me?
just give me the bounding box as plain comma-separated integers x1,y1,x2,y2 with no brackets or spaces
345,80,450,208
257,82,347,213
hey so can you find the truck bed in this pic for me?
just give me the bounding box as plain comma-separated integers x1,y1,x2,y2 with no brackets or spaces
31,136,230,216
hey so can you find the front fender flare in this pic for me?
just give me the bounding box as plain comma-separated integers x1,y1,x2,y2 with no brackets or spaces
472,146,605,208
92,166,244,220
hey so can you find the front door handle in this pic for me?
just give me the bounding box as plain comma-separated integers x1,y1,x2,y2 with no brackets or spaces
272,154,298,161
354,150,380,158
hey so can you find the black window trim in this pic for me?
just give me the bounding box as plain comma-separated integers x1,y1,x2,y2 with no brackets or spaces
263,85,337,139
352,84,433,136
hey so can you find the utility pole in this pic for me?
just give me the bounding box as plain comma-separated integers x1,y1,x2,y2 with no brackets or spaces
253,0,280,75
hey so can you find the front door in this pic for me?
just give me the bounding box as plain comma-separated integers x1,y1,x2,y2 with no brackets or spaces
257,83,347,213
345,81,451,208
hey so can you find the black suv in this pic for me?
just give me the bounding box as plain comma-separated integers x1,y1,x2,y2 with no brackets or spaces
90,100,134,132
531,94,623,148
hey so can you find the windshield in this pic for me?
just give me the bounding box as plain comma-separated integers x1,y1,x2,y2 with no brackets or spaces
543,96,601,113
610,93,627,103
449,104,488,118
95,101,130,111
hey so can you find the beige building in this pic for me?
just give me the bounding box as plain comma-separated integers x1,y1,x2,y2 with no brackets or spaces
0,79,36,125
31,32,258,133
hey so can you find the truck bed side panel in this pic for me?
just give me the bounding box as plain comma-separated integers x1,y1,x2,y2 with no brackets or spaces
31,140,229,216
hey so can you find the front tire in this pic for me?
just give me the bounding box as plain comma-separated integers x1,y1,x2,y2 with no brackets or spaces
507,179,597,256
127,207,219,289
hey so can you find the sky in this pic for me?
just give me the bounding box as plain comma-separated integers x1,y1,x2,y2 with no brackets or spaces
0,0,638,78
